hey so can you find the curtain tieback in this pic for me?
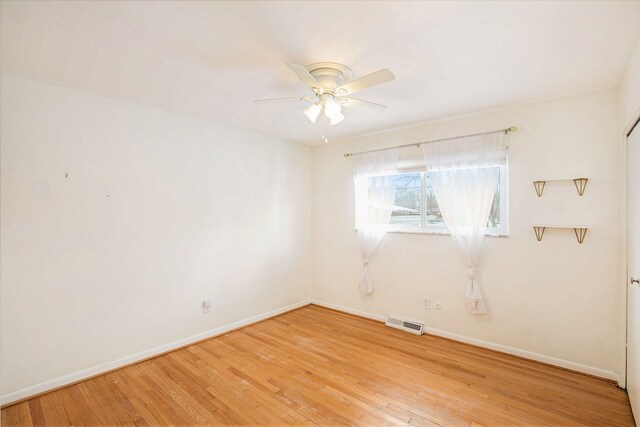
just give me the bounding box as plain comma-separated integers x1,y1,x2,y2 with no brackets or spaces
363,258,369,265
466,266,477,280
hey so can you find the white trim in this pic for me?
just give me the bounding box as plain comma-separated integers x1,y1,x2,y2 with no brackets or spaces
1,299,311,406
311,299,386,322
310,299,621,385
426,326,620,384
387,229,510,238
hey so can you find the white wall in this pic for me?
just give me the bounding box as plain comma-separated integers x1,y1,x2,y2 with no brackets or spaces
311,89,624,380
0,75,311,402
620,36,640,131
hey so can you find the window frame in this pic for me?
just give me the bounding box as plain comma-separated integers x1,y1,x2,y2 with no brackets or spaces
360,162,510,237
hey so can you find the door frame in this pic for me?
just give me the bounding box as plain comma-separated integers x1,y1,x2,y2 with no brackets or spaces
625,110,640,391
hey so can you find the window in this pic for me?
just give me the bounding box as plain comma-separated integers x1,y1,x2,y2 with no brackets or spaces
365,164,508,236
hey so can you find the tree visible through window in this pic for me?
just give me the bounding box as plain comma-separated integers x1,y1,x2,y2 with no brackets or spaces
390,173,421,226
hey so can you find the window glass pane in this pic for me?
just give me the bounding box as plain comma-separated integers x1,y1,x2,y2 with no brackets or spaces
389,173,421,226
487,176,501,228
425,167,502,228
363,166,505,231
424,173,445,225
365,175,398,225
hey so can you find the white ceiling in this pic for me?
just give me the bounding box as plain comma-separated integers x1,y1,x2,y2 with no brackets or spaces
2,1,639,145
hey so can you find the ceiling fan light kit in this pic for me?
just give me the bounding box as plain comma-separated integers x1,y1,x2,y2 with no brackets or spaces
256,62,395,126
329,112,345,125
303,102,322,123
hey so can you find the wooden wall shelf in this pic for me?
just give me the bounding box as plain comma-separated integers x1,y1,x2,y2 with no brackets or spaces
533,178,588,197
533,225,588,244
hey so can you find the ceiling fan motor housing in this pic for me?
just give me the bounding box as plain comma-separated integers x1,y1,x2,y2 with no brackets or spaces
306,62,353,93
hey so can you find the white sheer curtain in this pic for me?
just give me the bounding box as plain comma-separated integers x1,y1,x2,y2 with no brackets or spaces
352,149,399,294
421,132,504,313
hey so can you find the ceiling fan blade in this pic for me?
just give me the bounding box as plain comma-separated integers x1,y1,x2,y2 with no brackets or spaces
285,62,320,89
335,69,394,96
254,96,315,104
338,97,387,113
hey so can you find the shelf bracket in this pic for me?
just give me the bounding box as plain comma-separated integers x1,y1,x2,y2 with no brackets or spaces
573,178,588,196
533,181,546,197
573,227,587,244
533,226,546,241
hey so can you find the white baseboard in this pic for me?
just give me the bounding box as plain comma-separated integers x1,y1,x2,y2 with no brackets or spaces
311,299,387,322
1,299,311,407
426,326,620,384
310,299,621,385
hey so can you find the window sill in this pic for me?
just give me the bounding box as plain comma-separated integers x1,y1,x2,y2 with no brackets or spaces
386,228,510,238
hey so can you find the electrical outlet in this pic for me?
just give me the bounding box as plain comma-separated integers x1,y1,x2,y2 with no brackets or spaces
202,300,211,313
435,301,442,310
423,298,430,310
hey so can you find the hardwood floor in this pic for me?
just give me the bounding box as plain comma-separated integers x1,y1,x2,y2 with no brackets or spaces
2,304,635,426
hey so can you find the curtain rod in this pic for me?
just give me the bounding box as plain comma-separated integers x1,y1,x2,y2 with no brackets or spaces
343,126,517,158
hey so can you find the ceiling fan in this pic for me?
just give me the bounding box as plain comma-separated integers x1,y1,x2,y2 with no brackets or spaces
255,62,395,125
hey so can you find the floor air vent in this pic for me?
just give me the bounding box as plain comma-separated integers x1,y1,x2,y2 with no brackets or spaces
385,316,424,335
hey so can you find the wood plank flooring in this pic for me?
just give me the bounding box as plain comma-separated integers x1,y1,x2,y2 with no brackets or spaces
1,304,635,426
